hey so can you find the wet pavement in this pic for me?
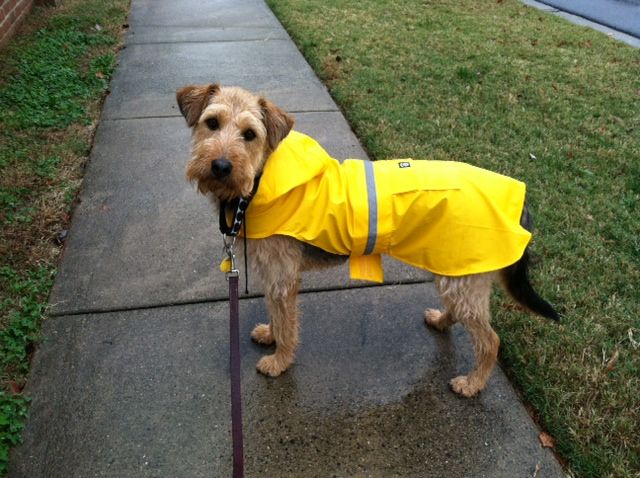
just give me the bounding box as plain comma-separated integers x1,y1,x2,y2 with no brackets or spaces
12,287,563,477
10,0,570,476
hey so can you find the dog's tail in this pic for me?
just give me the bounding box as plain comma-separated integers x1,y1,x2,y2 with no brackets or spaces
500,205,559,321
500,249,560,321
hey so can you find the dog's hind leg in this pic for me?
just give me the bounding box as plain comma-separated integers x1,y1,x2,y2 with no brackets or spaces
425,276,458,331
424,308,455,331
439,274,500,397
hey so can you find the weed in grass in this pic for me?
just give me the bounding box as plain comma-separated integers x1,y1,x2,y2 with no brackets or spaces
0,266,53,376
0,188,34,225
0,24,114,129
34,156,62,179
0,393,29,476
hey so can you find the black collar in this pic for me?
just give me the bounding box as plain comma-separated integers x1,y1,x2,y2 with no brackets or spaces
218,174,262,236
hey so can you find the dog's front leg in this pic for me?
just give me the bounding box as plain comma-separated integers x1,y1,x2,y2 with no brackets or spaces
249,236,303,377
256,280,300,377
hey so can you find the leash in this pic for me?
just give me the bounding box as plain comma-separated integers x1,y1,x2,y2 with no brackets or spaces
223,237,244,478
220,203,245,478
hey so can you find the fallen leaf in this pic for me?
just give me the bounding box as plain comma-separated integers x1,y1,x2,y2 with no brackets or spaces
9,381,23,395
605,350,619,372
501,302,526,313
95,71,105,79
539,431,555,448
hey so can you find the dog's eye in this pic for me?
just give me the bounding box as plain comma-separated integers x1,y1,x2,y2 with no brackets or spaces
243,129,256,141
205,117,219,130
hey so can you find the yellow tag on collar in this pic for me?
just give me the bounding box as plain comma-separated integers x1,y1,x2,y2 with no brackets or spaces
220,257,233,273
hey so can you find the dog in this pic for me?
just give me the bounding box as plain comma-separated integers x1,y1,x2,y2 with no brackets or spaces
176,83,559,398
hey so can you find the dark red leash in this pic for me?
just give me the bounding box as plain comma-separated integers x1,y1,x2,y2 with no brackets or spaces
220,185,261,478
222,235,244,477
227,270,244,478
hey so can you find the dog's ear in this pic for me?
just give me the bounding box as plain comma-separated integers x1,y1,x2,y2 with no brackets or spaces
260,97,294,150
176,84,220,127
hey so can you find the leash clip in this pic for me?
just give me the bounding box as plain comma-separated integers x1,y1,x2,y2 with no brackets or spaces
222,235,240,278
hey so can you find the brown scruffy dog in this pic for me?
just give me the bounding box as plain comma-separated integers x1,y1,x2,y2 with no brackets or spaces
176,83,558,398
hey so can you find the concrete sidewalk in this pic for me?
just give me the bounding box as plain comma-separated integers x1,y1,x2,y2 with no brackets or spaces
10,1,565,476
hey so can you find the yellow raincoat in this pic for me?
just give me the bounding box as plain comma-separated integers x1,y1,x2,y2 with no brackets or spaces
244,131,531,282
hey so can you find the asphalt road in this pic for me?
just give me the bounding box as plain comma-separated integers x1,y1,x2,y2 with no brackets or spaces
538,0,640,38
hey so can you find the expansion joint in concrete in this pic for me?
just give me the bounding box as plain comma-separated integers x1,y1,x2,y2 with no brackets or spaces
48,279,433,318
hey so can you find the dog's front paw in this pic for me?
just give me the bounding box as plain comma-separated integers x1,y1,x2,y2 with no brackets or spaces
449,375,483,398
256,354,290,377
251,323,274,345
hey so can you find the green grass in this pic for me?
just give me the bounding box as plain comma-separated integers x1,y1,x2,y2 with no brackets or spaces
0,24,114,129
267,1,639,476
0,0,129,474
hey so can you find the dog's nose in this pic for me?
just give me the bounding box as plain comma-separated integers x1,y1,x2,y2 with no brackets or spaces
211,158,232,178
